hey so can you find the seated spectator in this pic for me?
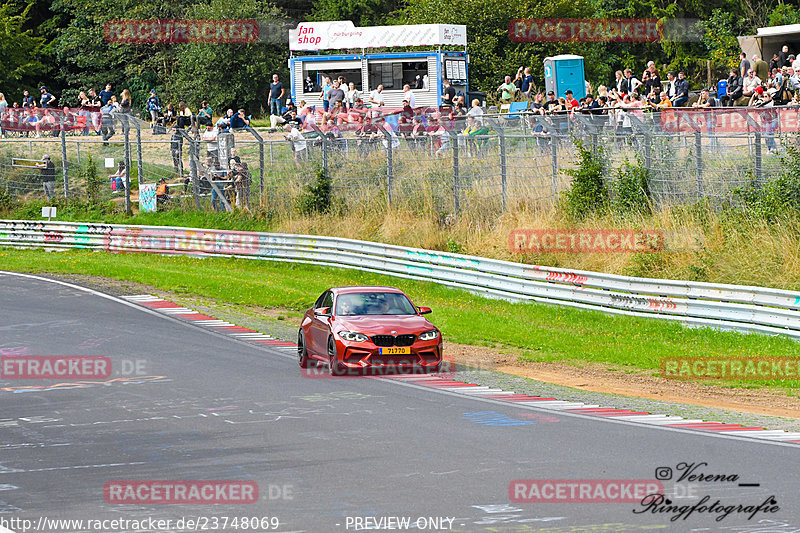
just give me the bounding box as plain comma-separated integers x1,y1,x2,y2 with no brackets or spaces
156,178,170,208
581,94,601,113
230,108,249,129
108,161,126,192
672,72,689,107
742,70,762,98
215,108,234,131
177,101,192,129
648,91,672,110
162,103,176,127
197,100,213,127
530,92,545,115
720,69,743,106
692,88,718,108
543,91,562,113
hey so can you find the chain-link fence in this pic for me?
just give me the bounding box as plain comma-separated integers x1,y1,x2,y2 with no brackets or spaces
1,108,794,214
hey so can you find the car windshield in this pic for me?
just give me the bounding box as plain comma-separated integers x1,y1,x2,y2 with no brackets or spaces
335,292,416,316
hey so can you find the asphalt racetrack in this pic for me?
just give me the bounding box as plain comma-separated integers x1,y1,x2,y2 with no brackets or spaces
0,271,798,532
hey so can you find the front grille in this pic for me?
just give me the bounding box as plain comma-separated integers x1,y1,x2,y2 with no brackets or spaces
370,334,417,347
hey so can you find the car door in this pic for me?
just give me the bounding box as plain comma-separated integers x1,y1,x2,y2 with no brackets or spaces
309,291,333,356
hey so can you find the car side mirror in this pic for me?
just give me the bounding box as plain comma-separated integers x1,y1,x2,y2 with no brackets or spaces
314,307,331,316
418,306,432,315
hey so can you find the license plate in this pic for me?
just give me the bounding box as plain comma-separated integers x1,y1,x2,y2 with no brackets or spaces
379,347,410,355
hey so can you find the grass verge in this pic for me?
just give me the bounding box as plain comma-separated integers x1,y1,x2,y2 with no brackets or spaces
2,247,798,394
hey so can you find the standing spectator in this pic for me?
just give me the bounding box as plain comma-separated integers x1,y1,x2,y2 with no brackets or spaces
720,68,743,106
100,100,115,144
327,81,345,111
770,53,781,72
147,90,161,127
664,71,677,100
779,45,791,67
99,84,114,106
402,84,416,108
0,93,6,138
615,70,627,94
87,88,101,134
22,89,35,109
269,74,285,117
497,76,517,102
742,69,762,98
319,76,332,112
739,52,751,78
197,100,213,127
512,67,524,92
119,89,132,113
564,90,579,110
346,82,360,110
39,86,56,108
644,68,661,95
753,55,769,81
442,79,456,107
368,84,385,109
202,124,219,162
284,124,307,166
673,72,689,107
170,126,183,176
521,67,534,98
624,68,641,95
531,92,545,114
39,154,56,200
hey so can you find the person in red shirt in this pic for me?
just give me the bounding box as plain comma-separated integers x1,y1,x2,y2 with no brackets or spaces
565,90,580,110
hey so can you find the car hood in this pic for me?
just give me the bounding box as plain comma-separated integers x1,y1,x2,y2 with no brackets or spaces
332,315,435,336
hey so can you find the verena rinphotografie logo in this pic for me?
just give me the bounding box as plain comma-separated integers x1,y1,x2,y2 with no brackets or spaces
509,479,663,503
104,19,260,44
509,229,663,254
661,357,800,380
104,481,258,504
1,356,111,379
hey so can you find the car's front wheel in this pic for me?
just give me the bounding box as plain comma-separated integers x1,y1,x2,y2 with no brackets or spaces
328,337,346,376
298,329,311,368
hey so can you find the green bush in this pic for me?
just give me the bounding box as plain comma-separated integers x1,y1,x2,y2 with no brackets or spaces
561,140,608,221
734,142,800,221
612,159,652,216
83,155,104,206
297,166,333,215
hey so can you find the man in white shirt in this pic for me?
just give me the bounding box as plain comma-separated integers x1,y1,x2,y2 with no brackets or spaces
402,84,416,108
201,124,219,162
369,85,385,107
284,124,307,166
742,70,762,98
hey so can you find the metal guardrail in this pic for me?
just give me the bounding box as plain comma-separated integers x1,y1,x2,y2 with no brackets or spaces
2,219,800,339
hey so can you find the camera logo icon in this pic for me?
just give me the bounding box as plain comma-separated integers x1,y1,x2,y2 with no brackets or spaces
655,467,673,480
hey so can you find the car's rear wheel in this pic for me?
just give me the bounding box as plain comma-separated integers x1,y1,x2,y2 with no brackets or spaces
328,337,346,376
298,329,311,368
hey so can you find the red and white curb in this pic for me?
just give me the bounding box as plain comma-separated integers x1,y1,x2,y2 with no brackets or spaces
124,294,800,446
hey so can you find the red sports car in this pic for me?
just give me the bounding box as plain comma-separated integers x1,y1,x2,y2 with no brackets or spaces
298,286,443,375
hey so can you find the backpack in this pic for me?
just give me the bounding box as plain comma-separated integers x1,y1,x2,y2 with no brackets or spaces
774,78,793,105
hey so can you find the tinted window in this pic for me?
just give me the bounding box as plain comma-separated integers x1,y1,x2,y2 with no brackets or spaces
320,292,333,309
335,292,416,316
314,291,331,309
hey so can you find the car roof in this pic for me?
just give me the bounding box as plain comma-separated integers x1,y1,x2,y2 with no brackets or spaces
330,286,404,295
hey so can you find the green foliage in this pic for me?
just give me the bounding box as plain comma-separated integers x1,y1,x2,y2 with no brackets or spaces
82,155,103,205
612,159,652,216
0,184,15,213
298,166,333,215
768,4,800,27
702,9,743,74
310,0,403,26
734,141,800,221
446,237,463,254
0,2,46,98
561,141,608,221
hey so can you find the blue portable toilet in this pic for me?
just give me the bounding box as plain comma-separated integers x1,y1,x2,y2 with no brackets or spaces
543,54,586,99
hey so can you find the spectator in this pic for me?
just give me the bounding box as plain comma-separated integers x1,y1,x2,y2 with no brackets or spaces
664,71,677,101
100,100,115,144
442,78,456,107
108,161,126,192
531,92,545,114
521,67,534,98
147,90,161,127
497,76,517,102
284,124,307,166
163,103,177,128
119,89,132,114
177,101,192,128
748,85,772,107
581,93,601,113
269,74,285,117
319,76,332,112
170,126,183,175
156,178,170,208
512,67,524,92
624,68,641,95
564,90,579,110
368,84,385,109
649,91,672,110
742,69,762,98
228,147,241,166
739,52,751,78
201,124,219,162
39,86,56,109
544,91,561,113
753,55,769,81
230,108,249,129
402,84,416,108
770,53,781,72
693,88,718,108
38,154,56,200
22,89,35,109
673,72,689,107
615,70,627,94
644,68,661,95
793,55,800,71
99,84,114,106
0,93,6,138
414,74,423,89
215,108,233,131
304,76,315,93
327,80,345,111
788,67,800,92
87,88,101,134
346,82,360,111
780,45,791,67
197,100,213,127
235,161,251,209
720,68,743,106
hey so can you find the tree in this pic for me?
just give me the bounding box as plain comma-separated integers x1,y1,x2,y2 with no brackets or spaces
309,0,403,26
0,2,46,99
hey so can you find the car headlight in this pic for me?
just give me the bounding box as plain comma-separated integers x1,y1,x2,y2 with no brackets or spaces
338,331,368,342
419,329,439,341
